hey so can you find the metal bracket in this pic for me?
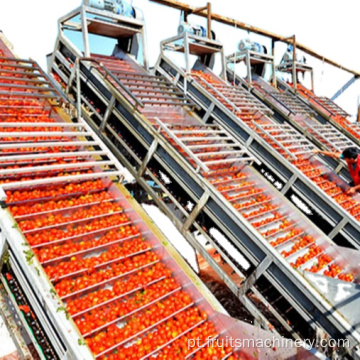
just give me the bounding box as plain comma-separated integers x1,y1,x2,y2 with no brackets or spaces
66,64,77,95
245,135,254,148
100,95,116,132
238,256,272,297
281,173,298,194
174,72,180,86
334,163,344,174
202,102,215,123
328,217,349,239
181,191,210,232
137,138,159,177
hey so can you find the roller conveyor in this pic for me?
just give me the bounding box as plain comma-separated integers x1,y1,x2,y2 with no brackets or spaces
297,84,350,119
245,75,358,154
156,53,360,252
289,81,360,146
226,48,359,161
257,90,315,116
266,56,360,147
49,9,360,357
0,37,289,360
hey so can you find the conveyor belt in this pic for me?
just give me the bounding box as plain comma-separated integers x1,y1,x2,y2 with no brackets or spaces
246,76,356,154
50,35,360,357
255,89,316,116
156,57,360,251
0,41,274,360
291,81,360,146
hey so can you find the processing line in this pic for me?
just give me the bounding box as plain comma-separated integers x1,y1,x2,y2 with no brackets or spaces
274,49,360,140
225,46,360,156
0,34,293,360
48,2,360,358
155,31,360,251
281,77,360,147
236,42,360,151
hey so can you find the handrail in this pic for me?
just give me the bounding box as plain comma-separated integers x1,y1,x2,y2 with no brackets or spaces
77,57,144,109
260,87,295,116
111,68,197,106
190,73,243,114
153,117,208,173
252,122,297,160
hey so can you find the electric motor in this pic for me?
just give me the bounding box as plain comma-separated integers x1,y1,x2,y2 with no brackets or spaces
177,21,215,39
281,45,306,63
87,0,135,17
238,39,266,54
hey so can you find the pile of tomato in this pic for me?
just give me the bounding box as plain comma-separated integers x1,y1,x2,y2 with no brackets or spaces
191,71,264,126
72,274,178,330
92,307,206,358
2,50,356,359
57,250,160,295
9,190,112,217
5,172,250,359
159,123,357,283
306,254,332,272
293,159,360,220
295,83,360,142
281,235,315,258
189,71,360,223
288,244,354,281
290,245,323,268
18,201,123,231
205,168,355,282
25,212,130,246
5,180,107,203
45,237,151,281
1,92,251,360
34,224,140,263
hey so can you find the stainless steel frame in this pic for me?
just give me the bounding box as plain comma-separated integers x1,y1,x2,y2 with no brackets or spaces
0,22,316,360
156,51,360,250
48,23,360,359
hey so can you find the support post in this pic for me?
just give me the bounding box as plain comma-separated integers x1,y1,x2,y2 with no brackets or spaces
292,35,297,91
181,192,210,232
100,96,116,132
138,138,159,177
207,2,211,39
272,38,277,88
246,50,252,86
76,60,82,121
238,256,272,296
80,7,90,57
311,68,314,92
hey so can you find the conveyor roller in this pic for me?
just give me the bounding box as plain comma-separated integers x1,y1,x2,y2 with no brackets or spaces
159,63,360,242
0,38,281,360
48,8,360,357
50,44,360,359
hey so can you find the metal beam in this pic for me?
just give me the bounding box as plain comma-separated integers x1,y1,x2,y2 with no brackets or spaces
331,76,358,101
149,0,360,77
